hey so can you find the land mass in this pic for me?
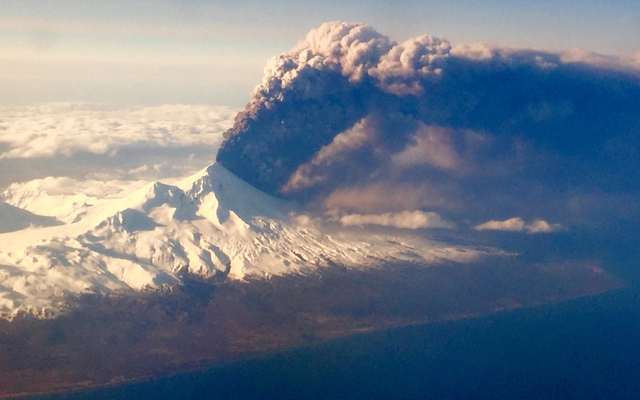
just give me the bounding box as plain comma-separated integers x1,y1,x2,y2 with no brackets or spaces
0,259,623,398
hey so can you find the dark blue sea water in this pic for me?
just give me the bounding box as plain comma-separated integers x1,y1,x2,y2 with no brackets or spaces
41,286,640,400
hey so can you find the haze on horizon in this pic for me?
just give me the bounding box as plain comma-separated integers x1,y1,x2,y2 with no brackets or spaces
1,0,639,107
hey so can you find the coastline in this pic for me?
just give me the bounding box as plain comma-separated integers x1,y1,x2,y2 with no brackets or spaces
12,285,633,399
22,286,638,400
0,260,625,398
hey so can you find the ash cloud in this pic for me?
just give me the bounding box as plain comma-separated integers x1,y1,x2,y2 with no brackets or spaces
216,21,640,226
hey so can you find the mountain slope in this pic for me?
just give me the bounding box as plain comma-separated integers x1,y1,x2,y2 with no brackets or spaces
0,201,60,233
0,163,490,319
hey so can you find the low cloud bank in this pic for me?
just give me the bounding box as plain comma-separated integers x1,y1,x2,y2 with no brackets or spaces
0,103,234,159
0,103,235,186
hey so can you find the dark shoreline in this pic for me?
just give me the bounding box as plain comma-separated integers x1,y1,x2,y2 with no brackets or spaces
24,284,639,400
0,259,625,399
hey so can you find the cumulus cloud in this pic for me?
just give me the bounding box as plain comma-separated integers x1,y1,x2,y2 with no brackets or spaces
338,210,454,230
474,217,562,234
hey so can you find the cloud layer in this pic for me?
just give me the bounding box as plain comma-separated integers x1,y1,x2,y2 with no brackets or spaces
0,103,234,159
0,103,235,187
217,21,640,226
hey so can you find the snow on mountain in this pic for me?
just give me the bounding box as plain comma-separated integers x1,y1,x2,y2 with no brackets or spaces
0,163,492,319
1,177,150,224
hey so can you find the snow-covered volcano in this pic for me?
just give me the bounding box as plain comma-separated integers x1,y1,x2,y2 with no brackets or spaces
0,163,489,319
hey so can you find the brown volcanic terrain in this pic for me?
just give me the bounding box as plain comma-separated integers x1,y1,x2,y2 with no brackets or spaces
0,259,623,398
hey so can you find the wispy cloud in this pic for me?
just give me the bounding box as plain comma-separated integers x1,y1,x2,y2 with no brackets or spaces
337,210,454,230
474,217,562,234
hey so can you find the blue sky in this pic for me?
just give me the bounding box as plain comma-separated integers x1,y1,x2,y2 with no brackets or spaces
1,0,639,106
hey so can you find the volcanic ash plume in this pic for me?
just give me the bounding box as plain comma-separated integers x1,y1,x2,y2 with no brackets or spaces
217,21,640,223
216,21,451,195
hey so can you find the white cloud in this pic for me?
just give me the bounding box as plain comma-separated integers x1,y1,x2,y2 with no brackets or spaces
0,103,235,159
525,219,562,233
474,217,562,234
474,217,526,232
338,210,454,230
0,103,237,188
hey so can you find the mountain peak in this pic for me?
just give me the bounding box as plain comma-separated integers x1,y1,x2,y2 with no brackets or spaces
0,163,490,319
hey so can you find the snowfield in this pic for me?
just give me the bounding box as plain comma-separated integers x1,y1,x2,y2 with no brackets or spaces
0,163,493,319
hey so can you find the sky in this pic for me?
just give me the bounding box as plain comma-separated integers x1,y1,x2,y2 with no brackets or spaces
1,0,639,107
